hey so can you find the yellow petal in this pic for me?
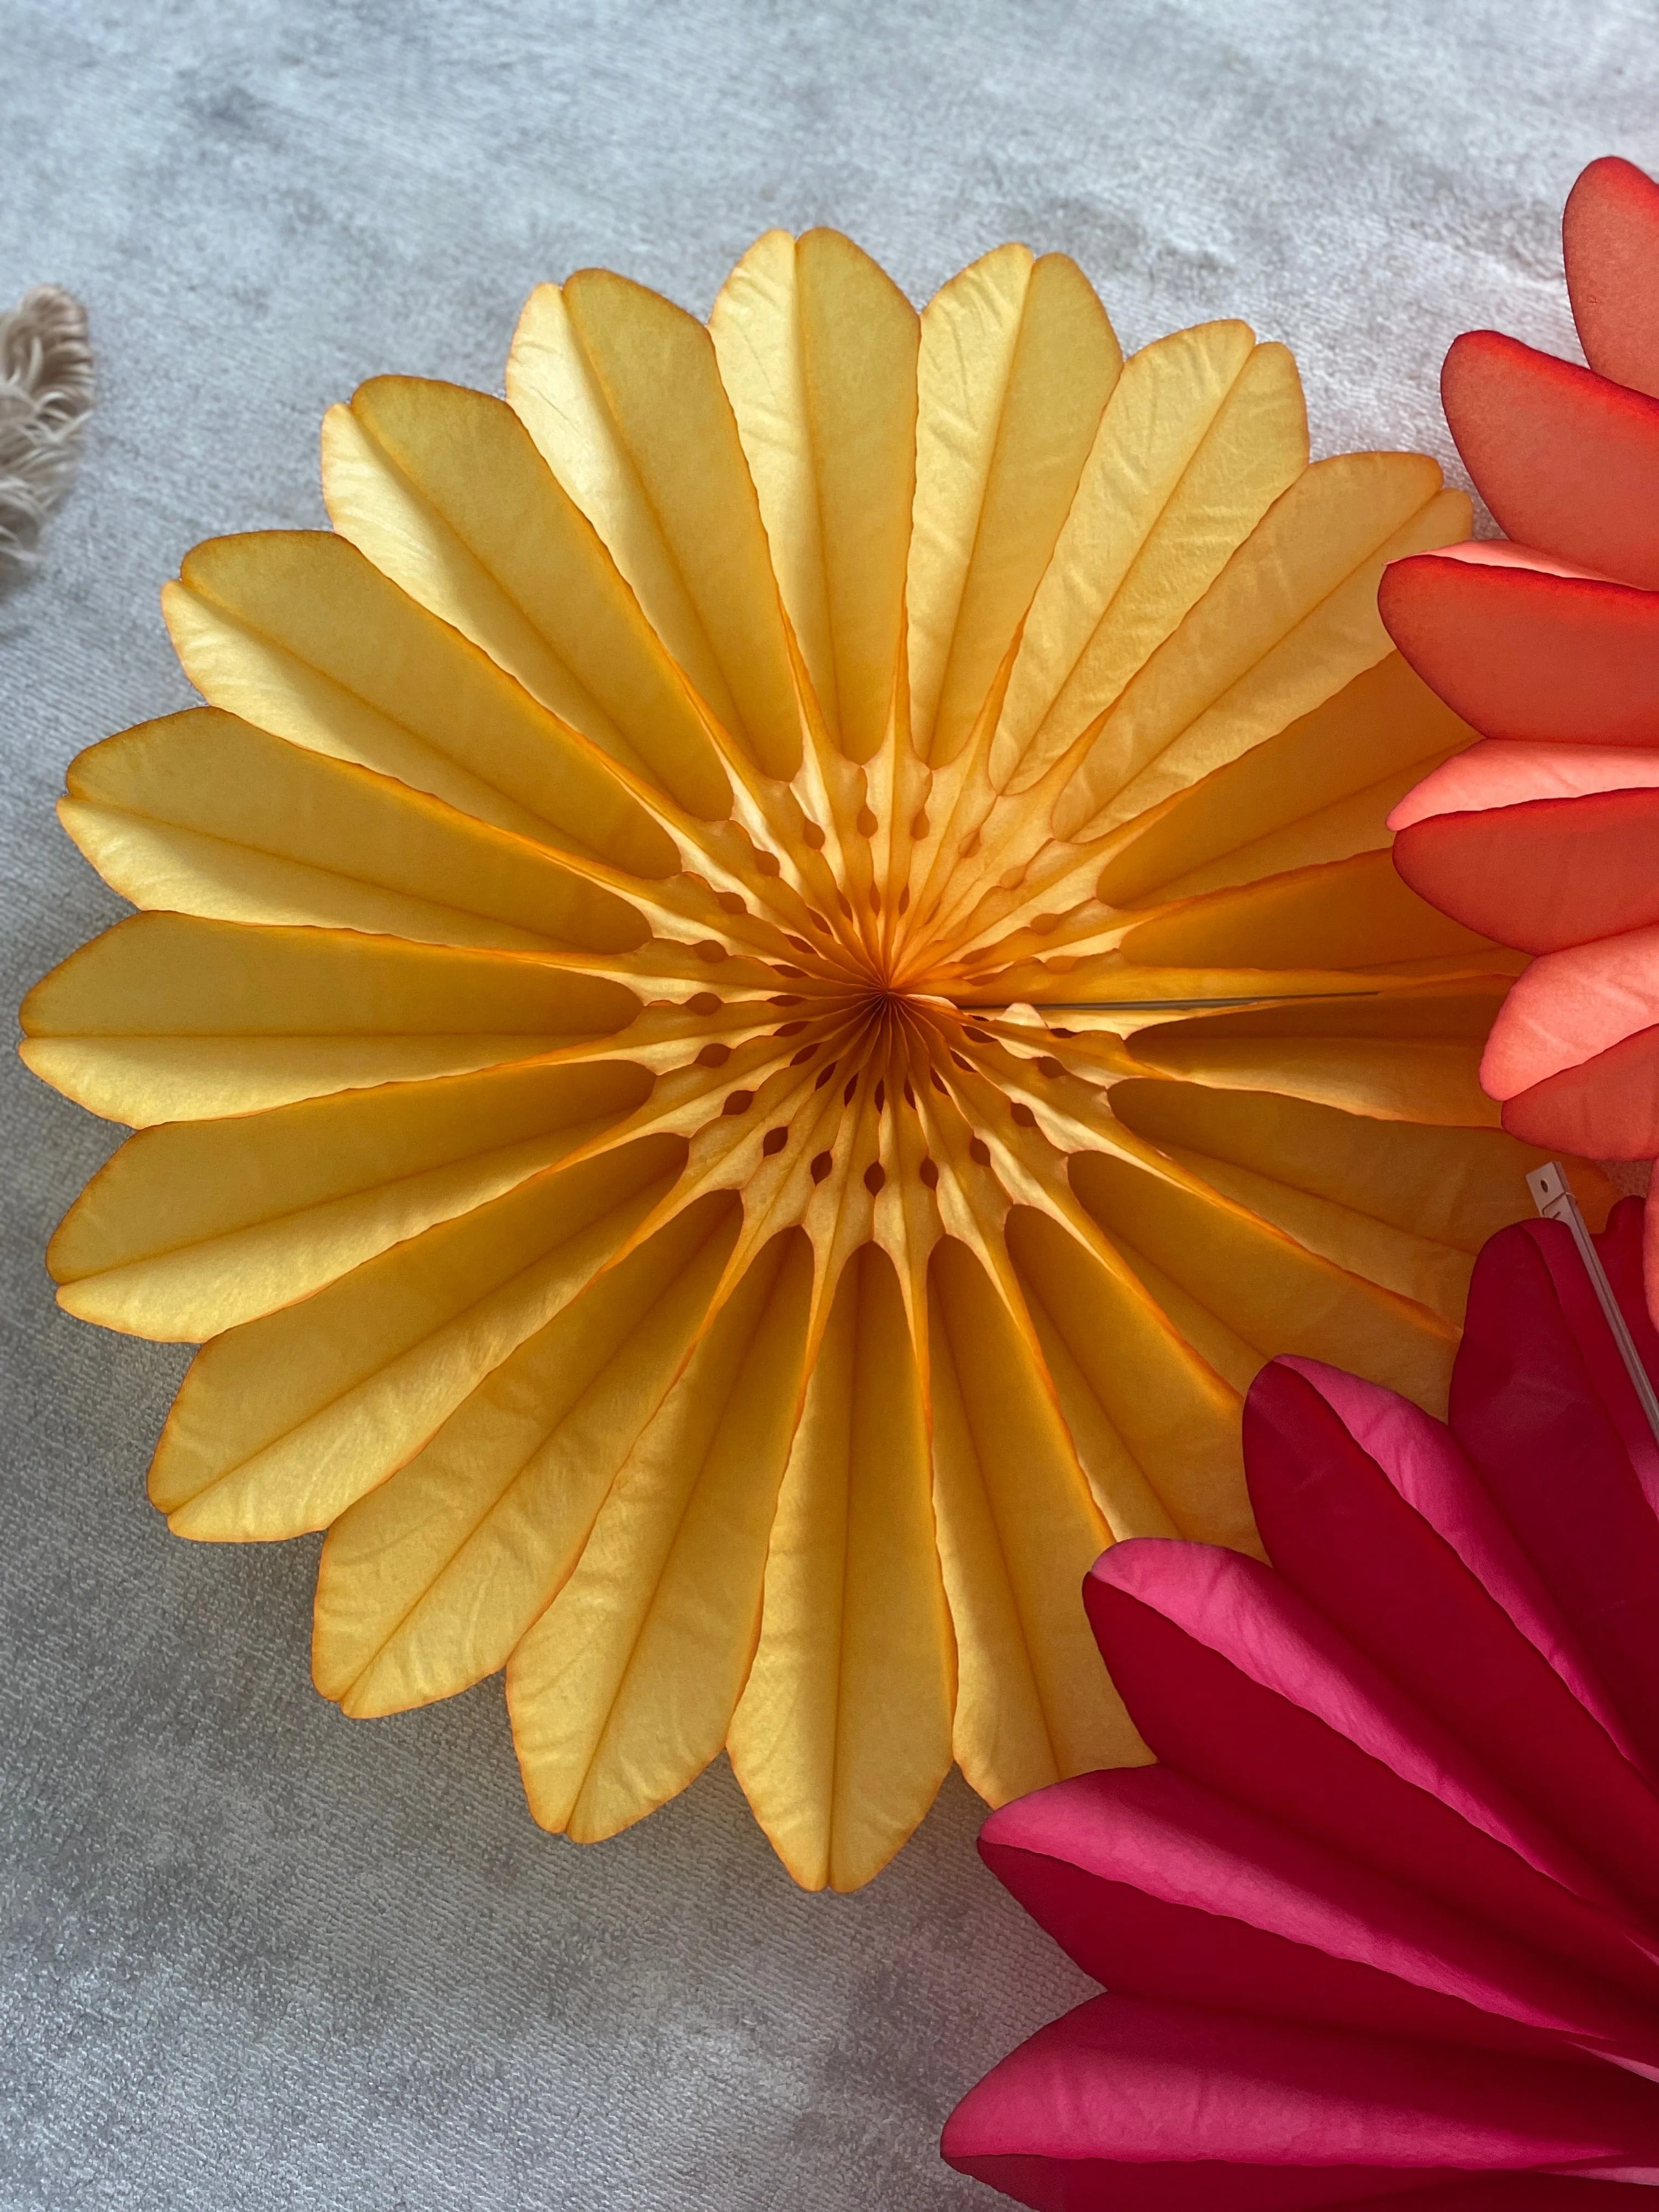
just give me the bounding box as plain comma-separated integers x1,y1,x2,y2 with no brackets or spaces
1128,985,1509,1129
710,229,919,764
1006,1205,1250,1549
506,1228,813,1842
908,246,1120,768
1071,1147,1459,1412
157,1137,684,1538
928,1237,1146,1805
1110,1077,1617,1326
61,709,646,953
20,913,638,1125
1096,652,1476,909
313,1193,740,1713
994,324,1305,793
165,531,678,869
708,231,835,722
727,1242,953,1890
320,377,730,819
1057,462,1471,839
1119,847,1503,973
509,270,801,778
49,1059,651,1340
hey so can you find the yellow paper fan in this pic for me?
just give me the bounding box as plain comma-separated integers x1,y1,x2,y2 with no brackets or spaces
22,230,1611,1889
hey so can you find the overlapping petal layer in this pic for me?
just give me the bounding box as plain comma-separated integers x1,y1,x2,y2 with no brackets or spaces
24,232,1596,1886
1384,157,1659,1309
945,1199,1659,2208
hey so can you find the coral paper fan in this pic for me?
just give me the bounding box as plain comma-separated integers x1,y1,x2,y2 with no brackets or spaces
1383,159,1659,1279
945,1198,1659,2209
22,233,1600,1890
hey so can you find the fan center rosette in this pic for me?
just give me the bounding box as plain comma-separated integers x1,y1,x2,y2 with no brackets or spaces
21,228,1609,1890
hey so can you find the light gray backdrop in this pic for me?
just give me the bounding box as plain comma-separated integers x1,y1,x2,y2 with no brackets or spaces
4,3,1656,2205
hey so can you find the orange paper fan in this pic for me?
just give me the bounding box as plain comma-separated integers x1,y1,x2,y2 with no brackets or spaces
22,232,1600,1888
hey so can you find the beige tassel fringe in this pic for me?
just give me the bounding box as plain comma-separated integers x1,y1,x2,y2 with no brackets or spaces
0,286,94,579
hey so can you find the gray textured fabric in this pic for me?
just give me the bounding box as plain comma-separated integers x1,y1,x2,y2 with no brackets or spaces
4,3,1657,2205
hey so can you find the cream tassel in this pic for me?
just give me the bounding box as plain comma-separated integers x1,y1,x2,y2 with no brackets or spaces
0,286,93,578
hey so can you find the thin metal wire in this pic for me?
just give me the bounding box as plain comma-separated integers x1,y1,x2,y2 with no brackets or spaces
956,992,1383,1014
1528,1162,1659,1450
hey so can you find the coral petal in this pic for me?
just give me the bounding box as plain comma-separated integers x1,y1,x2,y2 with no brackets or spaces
1503,1024,1659,1160
1565,155,1659,403
1379,555,1659,746
1390,738,1659,833
1481,924,1659,1099
1394,788,1659,953
1442,330,1659,589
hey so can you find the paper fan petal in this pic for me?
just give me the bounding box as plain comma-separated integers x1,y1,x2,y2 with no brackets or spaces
726,1242,953,1891
1451,1218,1659,1776
906,246,1119,768
1056,455,1468,839
18,913,636,1124
158,1139,683,1538
944,1994,1659,2212
321,375,730,816
1565,155,1659,400
505,1228,813,1842
1380,554,1659,748
1442,330,1659,590
312,1193,740,1708
165,531,682,859
57,710,647,952
1396,787,1659,954
979,1764,1659,2066
48,1060,651,1339
992,322,1302,797
507,266,801,777
1244,1358,1659,1911
711,228,918,763
1097,652,1476,910
928,1235,1143,1805
1481,925,1659,1103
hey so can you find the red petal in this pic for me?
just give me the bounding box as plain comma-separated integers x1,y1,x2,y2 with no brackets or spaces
1453,1220,1659,1775
1442,330,1659,589
1565,156,1659,403
1243,1360,1659,1916
1284,1356,1643,1758
1379,553,1659,744
942,1994,1659,2212
1394,789,1659,952
982,1765,1659,2067
1082,1544,1654,1993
